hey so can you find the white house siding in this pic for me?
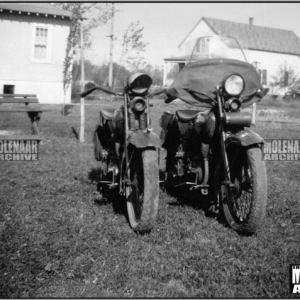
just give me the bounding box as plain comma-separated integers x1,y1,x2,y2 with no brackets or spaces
177,21,215,57
247,50,300,95
0,13,71,104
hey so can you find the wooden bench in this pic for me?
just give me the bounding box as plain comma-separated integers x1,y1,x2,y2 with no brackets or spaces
0,94,50,140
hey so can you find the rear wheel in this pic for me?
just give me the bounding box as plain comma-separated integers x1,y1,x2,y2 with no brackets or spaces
221,145,267,234
126,147,159,232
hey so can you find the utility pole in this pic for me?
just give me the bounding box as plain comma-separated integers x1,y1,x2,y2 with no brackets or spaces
108,3,115,88
80,18,85,143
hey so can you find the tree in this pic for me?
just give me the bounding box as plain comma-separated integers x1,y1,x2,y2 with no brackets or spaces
166,64,179,79
51,3,112,93
151,66,164,86
270,63,300,98
120,21,149,70
112,21,149,89
71,60,131,95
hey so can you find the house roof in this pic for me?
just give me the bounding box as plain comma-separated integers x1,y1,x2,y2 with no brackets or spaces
164,56,189,62
0,3,72,18
179,17,300,56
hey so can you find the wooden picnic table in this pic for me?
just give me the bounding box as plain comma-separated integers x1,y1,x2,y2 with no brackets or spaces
0,94,50,140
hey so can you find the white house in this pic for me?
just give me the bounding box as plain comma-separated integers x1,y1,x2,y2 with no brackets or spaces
163,17,300,95
0,3,72,104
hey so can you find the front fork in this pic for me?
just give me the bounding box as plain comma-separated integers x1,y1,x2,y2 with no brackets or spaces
120,93,156,195
216,86,231,198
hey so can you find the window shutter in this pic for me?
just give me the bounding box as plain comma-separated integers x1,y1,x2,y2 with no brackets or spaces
262,70,267,85
284,71,289,86
258,69,262,83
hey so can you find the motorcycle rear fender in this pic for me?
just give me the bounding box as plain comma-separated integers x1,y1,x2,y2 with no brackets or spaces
226,130,264,147
127,131,161,149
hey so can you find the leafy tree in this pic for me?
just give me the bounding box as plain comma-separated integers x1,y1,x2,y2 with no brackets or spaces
72,60,131,95
270,63,300,98
120,21,149,70
51,3,112,93
112,21,149,89
145,64,153,74
151,67,163,86
166,64,179,79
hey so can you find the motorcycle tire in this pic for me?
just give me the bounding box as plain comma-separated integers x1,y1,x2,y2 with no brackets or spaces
221,146,267,235
126,147,159,233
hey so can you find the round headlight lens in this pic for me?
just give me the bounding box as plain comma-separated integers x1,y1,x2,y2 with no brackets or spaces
134,101,145,111
130,97,146,112
223,74,245,96
225,98,241,112
229,99,241,111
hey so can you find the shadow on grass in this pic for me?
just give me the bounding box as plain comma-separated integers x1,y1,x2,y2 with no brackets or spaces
159,169,220,221
166,186,219,217
61,104,75,116
162,179,260,236
88,167,127,217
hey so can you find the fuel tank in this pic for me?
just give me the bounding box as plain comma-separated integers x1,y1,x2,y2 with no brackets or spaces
194,110,217,141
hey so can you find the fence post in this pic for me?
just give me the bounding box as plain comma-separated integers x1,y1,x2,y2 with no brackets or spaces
251,103,256,125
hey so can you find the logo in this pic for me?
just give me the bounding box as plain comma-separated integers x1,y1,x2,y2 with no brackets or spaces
290,264,300,294
263,139,300,161
0,140,39,161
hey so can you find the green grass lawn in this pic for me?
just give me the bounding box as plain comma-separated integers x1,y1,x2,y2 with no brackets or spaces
0,98,299,298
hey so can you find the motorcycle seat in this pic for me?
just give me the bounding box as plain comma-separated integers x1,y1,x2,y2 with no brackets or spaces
100,109,115,121
176,110,201,122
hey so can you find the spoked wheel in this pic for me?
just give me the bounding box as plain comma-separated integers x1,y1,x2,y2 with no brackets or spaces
221,144,267,234
126,147,159,233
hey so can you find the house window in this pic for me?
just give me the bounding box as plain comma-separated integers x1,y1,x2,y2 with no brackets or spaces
3,85,15,94
262,70,267,85
34,27,48,59
32,24,52,63
196,37,210,53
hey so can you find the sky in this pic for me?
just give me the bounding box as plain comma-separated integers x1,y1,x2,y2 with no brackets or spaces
84,2,300,69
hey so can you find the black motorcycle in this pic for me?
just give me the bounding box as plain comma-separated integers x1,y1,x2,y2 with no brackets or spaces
81,71,160,232
152,35,269,234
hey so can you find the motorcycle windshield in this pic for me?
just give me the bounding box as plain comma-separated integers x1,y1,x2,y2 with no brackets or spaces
187,35,248,63
166,36,263,109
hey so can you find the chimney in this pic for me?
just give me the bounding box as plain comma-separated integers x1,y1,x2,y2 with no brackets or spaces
249,17,254,25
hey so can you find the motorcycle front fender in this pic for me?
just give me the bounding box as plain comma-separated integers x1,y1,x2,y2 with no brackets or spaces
127,130,161,149
226,129,264,147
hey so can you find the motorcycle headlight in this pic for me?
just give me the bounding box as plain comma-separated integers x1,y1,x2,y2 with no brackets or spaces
130,97,146,112
222,73,245,96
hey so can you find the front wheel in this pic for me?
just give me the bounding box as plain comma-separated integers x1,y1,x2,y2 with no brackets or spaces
221,145,267,234
126,147,159,232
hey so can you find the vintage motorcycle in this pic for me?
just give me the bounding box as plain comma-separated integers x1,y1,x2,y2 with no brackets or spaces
80,71,160,232
152,35,269,234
